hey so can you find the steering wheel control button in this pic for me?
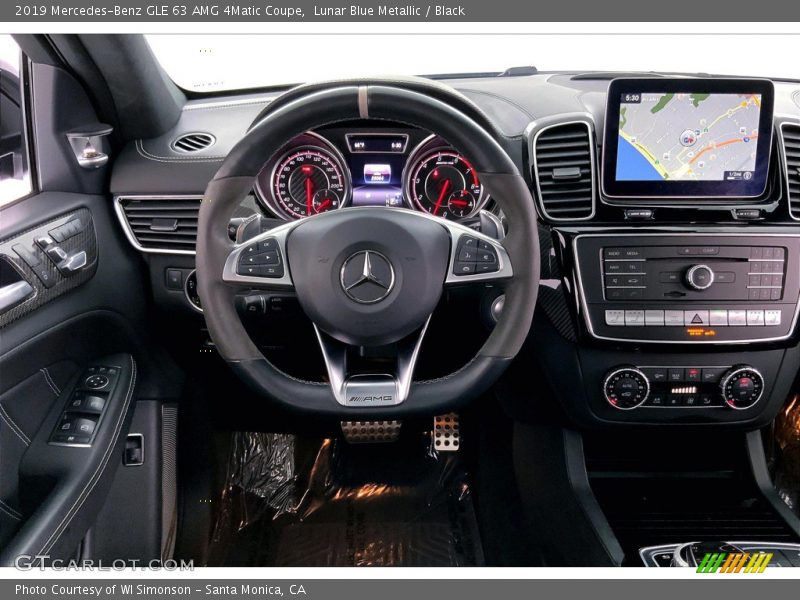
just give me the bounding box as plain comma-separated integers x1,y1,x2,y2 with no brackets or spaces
603,367,649,410
721,366,765,410
340,250,395,304
458,247,477,262
240,248,281,267
454,235,499,276
237,239,285,278
259,238,279,252
85,374,109,390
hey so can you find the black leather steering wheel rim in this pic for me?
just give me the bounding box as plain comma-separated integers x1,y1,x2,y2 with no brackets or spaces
196,80,539,418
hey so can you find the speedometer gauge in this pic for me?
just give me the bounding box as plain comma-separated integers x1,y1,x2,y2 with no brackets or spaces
405,147,484,219
271,145,349,219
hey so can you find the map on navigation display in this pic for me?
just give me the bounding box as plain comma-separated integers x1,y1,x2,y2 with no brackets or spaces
616,92,762,182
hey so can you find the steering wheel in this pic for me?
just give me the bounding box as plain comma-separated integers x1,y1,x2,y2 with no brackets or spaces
196,80,539,418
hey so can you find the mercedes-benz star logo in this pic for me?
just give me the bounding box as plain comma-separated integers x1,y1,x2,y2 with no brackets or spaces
340,250,395,304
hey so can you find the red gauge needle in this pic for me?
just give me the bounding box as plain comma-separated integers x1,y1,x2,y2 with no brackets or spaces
305,177,313,216
316,198,332,212
450,199,468,207
432,179,451,216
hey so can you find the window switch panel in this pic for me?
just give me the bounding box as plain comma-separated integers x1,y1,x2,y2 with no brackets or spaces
50,362,120,447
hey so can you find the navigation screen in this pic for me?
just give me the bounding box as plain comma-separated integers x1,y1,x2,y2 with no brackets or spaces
617,92,761,182
602,79,774,199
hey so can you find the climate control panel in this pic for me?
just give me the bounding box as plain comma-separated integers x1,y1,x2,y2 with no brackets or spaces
602,365,765,411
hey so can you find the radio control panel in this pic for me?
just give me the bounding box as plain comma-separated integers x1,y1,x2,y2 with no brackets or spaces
602,245,785,302
574,234,800,344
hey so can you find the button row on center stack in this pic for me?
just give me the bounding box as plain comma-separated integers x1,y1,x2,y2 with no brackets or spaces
605,309,781,327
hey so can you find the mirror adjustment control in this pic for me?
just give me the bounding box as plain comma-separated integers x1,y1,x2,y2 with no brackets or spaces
603,367,650,410
79,365,120,392
84,374,110,390
720,365,764,410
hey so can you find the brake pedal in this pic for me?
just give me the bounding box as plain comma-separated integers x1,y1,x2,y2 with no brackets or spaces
433,413,460,452
341,420,402,443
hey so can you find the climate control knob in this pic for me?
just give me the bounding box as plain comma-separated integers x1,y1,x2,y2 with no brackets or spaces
603,367,650,410
685,264,715,291
720,366,764,410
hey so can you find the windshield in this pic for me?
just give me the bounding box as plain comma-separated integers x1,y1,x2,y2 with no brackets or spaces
146,34,800,93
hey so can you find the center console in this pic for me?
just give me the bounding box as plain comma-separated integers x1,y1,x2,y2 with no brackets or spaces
574,234,800,345
546,230,800,427
523,77,800,429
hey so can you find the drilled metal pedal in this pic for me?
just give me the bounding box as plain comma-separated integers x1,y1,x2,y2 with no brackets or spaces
433,413,460,452
341,420,402,443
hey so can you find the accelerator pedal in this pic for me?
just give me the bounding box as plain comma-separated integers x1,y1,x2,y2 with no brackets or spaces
433,413,460,452
341,420,402,444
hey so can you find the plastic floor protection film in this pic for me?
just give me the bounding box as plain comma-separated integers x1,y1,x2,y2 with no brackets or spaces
206,432,485,567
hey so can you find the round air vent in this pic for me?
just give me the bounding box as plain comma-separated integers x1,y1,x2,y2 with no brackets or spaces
171,132,216,153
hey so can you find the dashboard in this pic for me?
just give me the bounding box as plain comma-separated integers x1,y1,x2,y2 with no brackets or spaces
109,72,800,431
253,126,489,221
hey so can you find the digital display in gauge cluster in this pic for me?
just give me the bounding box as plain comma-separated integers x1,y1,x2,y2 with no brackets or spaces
255,128,489,220
345,133,408,208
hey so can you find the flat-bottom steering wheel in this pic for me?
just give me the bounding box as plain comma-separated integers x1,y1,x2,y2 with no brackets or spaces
196,81,539,418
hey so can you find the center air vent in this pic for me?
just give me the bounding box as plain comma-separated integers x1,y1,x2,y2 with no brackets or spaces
533,121,596,221
117,197,201,254
782,123,800,220
171,132,215,153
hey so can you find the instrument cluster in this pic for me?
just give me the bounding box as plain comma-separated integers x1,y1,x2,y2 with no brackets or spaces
253,126,490,221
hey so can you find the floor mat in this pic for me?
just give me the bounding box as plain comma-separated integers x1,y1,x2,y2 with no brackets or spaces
774,395,800,517
206,432,484,567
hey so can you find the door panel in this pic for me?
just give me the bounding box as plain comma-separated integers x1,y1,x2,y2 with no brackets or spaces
0,47,170,563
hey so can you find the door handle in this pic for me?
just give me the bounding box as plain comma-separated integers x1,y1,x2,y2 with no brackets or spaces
0,280,34,313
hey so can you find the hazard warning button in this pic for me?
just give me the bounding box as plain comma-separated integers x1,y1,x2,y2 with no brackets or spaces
684,310,709,326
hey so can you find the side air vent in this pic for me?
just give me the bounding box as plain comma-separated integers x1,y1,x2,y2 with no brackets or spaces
171,132,215,153
117,197,201,254
782,124,800,220
533,121,596,221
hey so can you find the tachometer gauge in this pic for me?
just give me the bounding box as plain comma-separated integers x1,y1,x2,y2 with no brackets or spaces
271,146,348,219
405,147,484,219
